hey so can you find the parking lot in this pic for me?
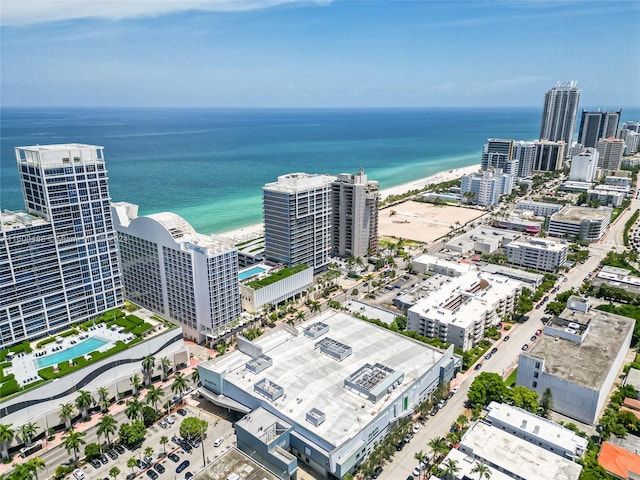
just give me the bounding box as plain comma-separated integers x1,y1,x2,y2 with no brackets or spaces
78,401,236,480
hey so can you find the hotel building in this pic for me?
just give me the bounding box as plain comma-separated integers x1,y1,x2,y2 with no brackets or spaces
263,173,336,274
539,81,581,150
568,148,599,183
0,144,124,348
460,169,513,207
111,202,241,343
331,168,379,259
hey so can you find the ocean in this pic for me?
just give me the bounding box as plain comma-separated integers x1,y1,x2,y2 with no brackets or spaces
2,107,638,235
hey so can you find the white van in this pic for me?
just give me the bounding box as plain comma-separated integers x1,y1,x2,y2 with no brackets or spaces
214,436,224,447
73,469,85,480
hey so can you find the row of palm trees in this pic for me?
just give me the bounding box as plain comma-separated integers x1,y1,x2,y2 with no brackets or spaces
0,355,200,462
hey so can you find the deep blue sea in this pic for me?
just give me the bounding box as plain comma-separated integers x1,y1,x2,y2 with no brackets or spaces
2,107,638,234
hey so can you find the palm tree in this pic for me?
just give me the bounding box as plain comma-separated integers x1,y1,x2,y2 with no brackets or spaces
443,458,460,480
24,456,46,480
470,460,492,479
191,369,200,386
142,355,156,386
455,414,469,432
144,446,154,462
171,372,188,403
58,403,76,429
61,428,86,462
309,300,321,314
18,422,39,447
413,450,426,480
75,390,94,419
295,311,305,323
126,458,137,474
96,415,118,448
129,374,143,397
160,357,172,382
159,436,169,454
0,423,15,460
145,385,164,415
97,386,111,413
162,400,173,416
124,398,143,422
109,467,120,480
428,437,448,460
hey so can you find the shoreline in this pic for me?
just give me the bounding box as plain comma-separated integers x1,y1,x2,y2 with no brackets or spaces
218,164,481,241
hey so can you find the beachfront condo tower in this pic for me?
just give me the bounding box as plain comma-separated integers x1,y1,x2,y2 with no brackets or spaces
578,110,621,148
513,141,537,178
263,173,336,273
539,81,581,152
111,202,241,344
532,140,566,172
331,168,380,259
0,144,124,348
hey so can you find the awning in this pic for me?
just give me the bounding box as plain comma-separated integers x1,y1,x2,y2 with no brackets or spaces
197,387,252,414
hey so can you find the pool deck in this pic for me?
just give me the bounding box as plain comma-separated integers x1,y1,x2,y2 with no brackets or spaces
6,325,131,387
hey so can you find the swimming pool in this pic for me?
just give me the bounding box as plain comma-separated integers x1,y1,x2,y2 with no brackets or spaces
35,337,110,369
238,265,269,281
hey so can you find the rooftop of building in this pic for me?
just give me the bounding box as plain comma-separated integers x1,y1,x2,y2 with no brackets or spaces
199,310,450,447
263,172,336,193
516,199,565,208
443,449,512,480
459,421,582,480
479,264,544,286
626,368,640,391
408,271,521,328
0,210,49,232
551,205,612,223
447,225,523,248
598,441,640,480
597,267,640,288
413,254,474,274
523,306,635,389
191,447,280,480
485,402,588,453
505,237,567,252
244,264,310,290
16,143,101,151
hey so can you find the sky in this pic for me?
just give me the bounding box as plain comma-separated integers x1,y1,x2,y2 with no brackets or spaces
1,0,639,108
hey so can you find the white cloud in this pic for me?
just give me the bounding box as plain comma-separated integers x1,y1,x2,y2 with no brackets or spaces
1,0,330,26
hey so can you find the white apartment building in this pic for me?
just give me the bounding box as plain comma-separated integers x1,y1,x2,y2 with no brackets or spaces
407,272,521,351
1,144,124,348
587,189,626,208
513,141,537,178
485,402,588,460
263,173,336,273
618,129,640,155
547,205,612,243
515,200,564,218
604,176,632,187
111,202,241,344
239,264,313,313
331,168,379,259
568,148,598,182
504,238,568,272
460,169,513,207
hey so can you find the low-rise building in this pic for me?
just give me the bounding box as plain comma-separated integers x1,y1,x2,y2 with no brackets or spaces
239,264,313,313
485,402,587,460
480,264,544,289
407,272,522,351
547,205,612,243
443,420,582,480
598,441,640,480
586,188,626,208
445,226,522,254
604,175,633,187
491,215,542,234
504,238,568,272
412,254,473,277
515,200,564,218
516,297,635,424
197,310,460,479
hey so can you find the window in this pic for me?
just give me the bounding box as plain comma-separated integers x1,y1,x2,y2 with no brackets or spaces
533,372,538,378
532,381,537,388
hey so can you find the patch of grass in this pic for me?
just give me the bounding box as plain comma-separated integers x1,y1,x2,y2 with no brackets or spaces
504,368,518,387
246,264,310,290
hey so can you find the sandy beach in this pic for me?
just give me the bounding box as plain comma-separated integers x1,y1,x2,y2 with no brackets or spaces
219,164,481,242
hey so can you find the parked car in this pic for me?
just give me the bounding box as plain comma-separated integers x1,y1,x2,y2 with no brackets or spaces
491,347,498,354
177,408,188,416
146,470,158,480
164,416,175,425
90,459,102,469
412,423,422,434
372,466,383,479
214,437,224,447
430,407,438,416
168,453,180,463
106,450,118,460
484,353,492,360
99,454,109,465
176,461,190,474
474,363,483,371
171,435,182,445
137,459,149,470
73,470,85,480
158,420,168,429
522,344,529,351
536,329,542,335
452,385,460,394
114,444,126,455
504,335,510,341
530,335,537,341
153,464,165,474
185,473,193,480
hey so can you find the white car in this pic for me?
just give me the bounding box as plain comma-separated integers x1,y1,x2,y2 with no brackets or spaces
452,386,460,394
164,416,175,425
73,469,85,480
213,436,224,447
412,423,422,434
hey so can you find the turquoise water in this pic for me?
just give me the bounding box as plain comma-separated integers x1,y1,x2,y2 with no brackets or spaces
239,265,268,280
35,337,110,368
2,107,638,235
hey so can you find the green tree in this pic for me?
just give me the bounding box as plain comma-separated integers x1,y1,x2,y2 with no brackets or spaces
97,386,111,413
159,436,169,454
75,390,94,419
0,423,14,460
141,355,156,386
126,458,137,474
455,414,469,432
129,374,143,397
24,456,45,480
442,458,461,479
309,300,321,314
141,406,156,428
470,460,492,479
191,369,200,386
539,387,553,419
84,442,101,460
171,372,188,403
96,414,118,448
109,466,120,480
124,398,143,422
506,386,539,413
18,422,39,447
144,446,154,460
118,421,146,449
467,373,507,407
58,403,76,430
61,428,86,462
427,437,449,460
179,417,208,441
160,357,172,382
145,385,164,415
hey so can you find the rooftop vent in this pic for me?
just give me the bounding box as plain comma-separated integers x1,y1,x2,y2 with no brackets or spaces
254,378,284,402
315,337,352,361
306,408,326,427
304,322,329,339
246,354,272,374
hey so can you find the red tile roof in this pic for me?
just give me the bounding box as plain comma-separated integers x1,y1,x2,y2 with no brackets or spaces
623,397,640,411
599,441,640,479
